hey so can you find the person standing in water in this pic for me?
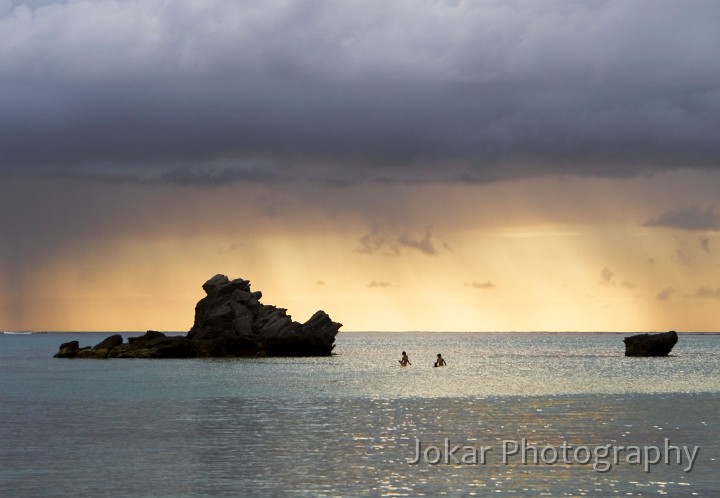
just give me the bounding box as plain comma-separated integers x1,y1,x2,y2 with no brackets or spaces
399,351,411,366
434,353,447,367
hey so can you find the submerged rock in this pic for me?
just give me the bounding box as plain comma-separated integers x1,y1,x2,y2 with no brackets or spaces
54,275,342,359
623,330,678,357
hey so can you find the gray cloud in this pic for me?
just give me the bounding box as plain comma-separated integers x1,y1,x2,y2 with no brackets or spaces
599,267,634,288
396,230,440,256
356,226,441,256
218,243,243,255
466,281,496,290
644,207,720,231
356,229,401,257
2,1,720,185
699,235,711,252
692,287,720,299
620,280,636,289
600,267,615,285
367,280,392,288
656,286,676,301
672,248,691,265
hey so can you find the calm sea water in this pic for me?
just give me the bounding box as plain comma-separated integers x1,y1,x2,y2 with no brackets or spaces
1,332,718,497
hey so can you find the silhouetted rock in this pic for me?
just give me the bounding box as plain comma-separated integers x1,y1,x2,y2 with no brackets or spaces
187,274,340,355
94,334,123,350
127,330,166,346
55,340,81,358
54,275,342,358
71,333,125,359
624,331,678,357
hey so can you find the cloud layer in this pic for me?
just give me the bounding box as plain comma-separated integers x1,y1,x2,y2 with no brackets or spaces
644,207,720,231
3,1,720,332
2,0,720,184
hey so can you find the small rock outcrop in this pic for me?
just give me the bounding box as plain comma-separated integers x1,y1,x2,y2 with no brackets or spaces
54,275,342,358
624,330,678,357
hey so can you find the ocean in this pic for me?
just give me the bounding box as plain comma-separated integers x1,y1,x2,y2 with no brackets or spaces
1,332,718,497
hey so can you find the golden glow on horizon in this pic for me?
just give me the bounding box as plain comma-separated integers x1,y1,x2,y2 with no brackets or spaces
1,173,719,332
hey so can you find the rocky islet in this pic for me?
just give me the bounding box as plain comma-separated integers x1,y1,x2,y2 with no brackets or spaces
54,274,342,358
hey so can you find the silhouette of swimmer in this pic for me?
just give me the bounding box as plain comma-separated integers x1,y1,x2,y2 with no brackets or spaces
399,351,411,366
433,353,447,367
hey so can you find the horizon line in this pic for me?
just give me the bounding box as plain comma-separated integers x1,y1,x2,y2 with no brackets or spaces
4,329,718,334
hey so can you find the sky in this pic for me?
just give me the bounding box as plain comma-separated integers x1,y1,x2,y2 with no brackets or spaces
1,0,720,332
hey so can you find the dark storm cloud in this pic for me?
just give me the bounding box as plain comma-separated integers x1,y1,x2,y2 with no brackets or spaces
644,207,720,231
2,0,720,184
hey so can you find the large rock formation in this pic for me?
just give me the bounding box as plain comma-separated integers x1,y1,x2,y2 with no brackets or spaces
55,274,342,358
624,330,678,357
187,274,340,355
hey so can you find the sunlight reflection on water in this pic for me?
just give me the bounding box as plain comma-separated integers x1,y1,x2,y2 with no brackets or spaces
0,332,718,496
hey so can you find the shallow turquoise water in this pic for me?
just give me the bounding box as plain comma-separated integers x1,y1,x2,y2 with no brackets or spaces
1,332,718,496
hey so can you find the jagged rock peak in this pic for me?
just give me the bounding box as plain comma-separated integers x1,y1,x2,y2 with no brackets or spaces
202,274,251,295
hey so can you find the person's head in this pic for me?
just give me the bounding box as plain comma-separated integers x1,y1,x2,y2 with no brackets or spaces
437,353,442,358
402,351,406,355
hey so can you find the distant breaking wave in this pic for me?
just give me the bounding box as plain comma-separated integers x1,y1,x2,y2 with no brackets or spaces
2,331,33,335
